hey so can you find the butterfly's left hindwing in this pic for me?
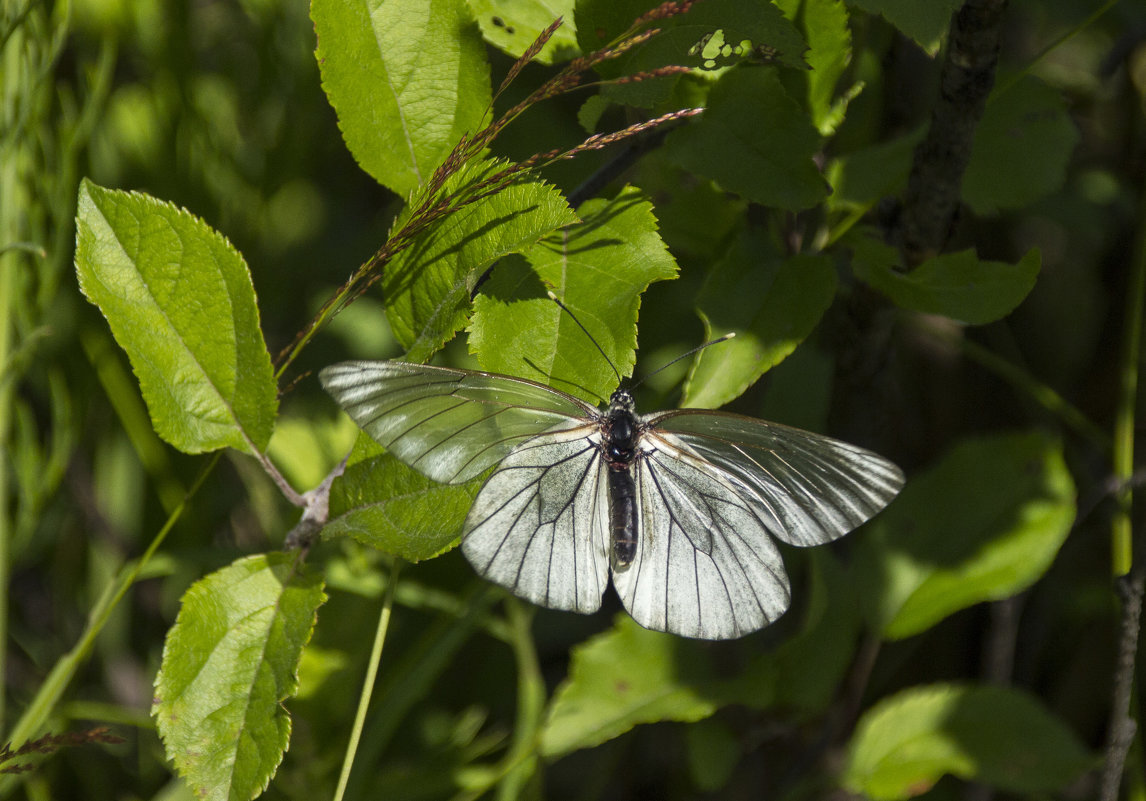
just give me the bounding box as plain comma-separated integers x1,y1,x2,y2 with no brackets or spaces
462,425,611,614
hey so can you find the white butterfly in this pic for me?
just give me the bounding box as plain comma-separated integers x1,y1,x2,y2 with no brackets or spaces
321,360,903,639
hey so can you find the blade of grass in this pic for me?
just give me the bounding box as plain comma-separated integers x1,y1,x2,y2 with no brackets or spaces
0,454,219,797
1111,187,1146,577
333,559,401,801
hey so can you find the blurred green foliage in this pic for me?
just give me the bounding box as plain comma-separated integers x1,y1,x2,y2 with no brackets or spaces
2,0,1144,799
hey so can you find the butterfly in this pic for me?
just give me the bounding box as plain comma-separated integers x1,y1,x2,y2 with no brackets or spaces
321,352,904,640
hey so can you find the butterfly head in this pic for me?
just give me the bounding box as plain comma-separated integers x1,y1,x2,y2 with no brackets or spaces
608,388,635,414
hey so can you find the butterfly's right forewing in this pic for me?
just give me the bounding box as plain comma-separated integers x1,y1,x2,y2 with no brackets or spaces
462,425,611,614
320,361,597,484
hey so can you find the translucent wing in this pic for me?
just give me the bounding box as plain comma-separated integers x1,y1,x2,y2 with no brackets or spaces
320,361,599,484
461,426,611,614
647,410,904,547
611,434,792,640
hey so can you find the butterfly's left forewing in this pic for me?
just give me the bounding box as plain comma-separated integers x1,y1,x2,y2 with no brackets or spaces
320,361,597,484
462,424,612,614
612,433,791,640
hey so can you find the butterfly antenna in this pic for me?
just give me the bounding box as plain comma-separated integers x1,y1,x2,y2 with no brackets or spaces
631,333,736,389
547,290,622,385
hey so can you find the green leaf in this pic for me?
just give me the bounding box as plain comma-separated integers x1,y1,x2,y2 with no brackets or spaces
665,67,829,210
469,186,678,404
383,162,577,362
471,0,580,65
963,76,1080,214
540,616,719,757
312,0,491,197
685,718,742,792
826,128,923,209
844,684,1093,799
684,232,836,409
848,0,962,55
851,234,1041,325
774,0,854,133
74,180,278,455
323,432,480,560
153,553,326,801
856,431,1075,639
632,154,745,258
577,0,808,108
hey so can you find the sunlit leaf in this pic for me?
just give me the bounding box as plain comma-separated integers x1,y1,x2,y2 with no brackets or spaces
312,0,491,196
856,431,1075,640
383,160,577,362
471,0,580,65
75,180,278,455
153,554,326,801
844,684,1093,799
540,616,718,756
684,231,836,408
469,186,677,404
323,432,480,560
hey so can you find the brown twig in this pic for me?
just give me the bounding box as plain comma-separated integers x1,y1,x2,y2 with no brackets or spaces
1100,564,1145,800
898,0,1009,266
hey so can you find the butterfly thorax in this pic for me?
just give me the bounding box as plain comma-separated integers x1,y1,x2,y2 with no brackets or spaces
604,389,640,466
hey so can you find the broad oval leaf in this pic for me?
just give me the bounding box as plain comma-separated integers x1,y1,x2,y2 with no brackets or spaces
469,185,678,404
684,234,836,409
153,553,326,801
843,683,1093,799
323,431,480,560
312,0,491,196
665,66,829,211
851,234,1041,325
75,180,278,455
383,160,578,362
963,76,1079,214
540,615,718,757
856,431,1075,639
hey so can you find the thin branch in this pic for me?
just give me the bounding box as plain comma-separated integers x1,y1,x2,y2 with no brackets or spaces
1100,566,1145,801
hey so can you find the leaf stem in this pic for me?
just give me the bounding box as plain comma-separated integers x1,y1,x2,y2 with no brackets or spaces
332,558,401,801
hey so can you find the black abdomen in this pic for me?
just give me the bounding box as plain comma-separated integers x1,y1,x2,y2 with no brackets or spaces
608,465,638,568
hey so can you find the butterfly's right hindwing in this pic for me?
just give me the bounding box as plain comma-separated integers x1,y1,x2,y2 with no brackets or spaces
461,426,611,614
612,436,791,640
320,361,597,484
